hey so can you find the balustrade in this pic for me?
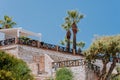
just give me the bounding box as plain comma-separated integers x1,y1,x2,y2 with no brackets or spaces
52,59,84,68
18,38,38,47
0,37,83,55
0,38,15,46
40,42,57,50
52,59,101,76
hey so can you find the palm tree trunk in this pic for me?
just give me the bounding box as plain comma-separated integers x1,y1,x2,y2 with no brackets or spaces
66,39,70,52
73,33,76,51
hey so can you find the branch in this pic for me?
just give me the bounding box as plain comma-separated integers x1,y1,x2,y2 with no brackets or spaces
112,73,120,79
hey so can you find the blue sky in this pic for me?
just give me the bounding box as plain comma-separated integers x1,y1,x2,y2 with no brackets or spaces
0,0,120,49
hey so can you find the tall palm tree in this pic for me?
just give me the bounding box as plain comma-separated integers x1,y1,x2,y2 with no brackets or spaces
0,15,16,29
61,21,71,51
67,10,84,51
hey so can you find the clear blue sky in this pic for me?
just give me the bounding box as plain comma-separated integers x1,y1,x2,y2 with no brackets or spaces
0,0,120,49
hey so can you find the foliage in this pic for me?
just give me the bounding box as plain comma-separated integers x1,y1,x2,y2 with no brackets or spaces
45,77,54,80
60,37,72,46
0,50,34,80
0,70,15,80
67,10,84,24
55,67,73,80
76,41,85,48
60,10,85,50
62,20,71,31
85,35,120,80
19,36,30,41
111,74,120,80
61,10,84,33
0,15,16,29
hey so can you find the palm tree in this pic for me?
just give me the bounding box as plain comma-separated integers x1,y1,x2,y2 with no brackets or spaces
61,22,71,51
0,15,16,29
67,10,84,51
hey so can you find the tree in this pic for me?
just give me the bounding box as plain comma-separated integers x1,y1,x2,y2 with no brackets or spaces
55,67,73,80
0,15,16,29
85,35,120,80
61,10,84,52
0,50,34,80
67,10,84,51
61,21,71,51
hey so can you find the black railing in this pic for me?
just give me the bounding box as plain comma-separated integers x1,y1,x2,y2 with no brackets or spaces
0,38,84,55
58,46,66,52
58,46,73,54
40,42,57,50
0,38,15,46
52,59,100,76
52,59,84,68
18,38,38,47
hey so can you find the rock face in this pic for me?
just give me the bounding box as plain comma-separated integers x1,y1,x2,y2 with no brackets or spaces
1,44,87,80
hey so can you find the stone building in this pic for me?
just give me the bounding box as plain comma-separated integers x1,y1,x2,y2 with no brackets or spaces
0,28,99,80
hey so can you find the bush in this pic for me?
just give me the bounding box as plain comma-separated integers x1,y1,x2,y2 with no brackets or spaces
55,67,73,80
0,50,34,80
0,70,15,80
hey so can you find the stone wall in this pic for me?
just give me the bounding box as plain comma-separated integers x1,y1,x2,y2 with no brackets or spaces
1,44,90,80
17,45,83,61
0,45,19,58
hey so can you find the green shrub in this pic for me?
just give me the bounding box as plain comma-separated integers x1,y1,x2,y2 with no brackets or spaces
55,67,73,80
0,70,15,80
0,50,34,80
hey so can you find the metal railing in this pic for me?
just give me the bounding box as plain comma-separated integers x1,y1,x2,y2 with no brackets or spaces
0,38,15,46
18,37,83,55
52,59,100,77
0,37,84,55
52,59,84,68
18,38,38,47
40,42,57,50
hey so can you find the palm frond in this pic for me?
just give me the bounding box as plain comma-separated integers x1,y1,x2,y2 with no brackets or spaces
67,10,84,24
77,41,85,48
79,14,84,19
60,40,65,45
1,15,17,29
62,23,70,31
4,15,9,21
10,22,17,26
